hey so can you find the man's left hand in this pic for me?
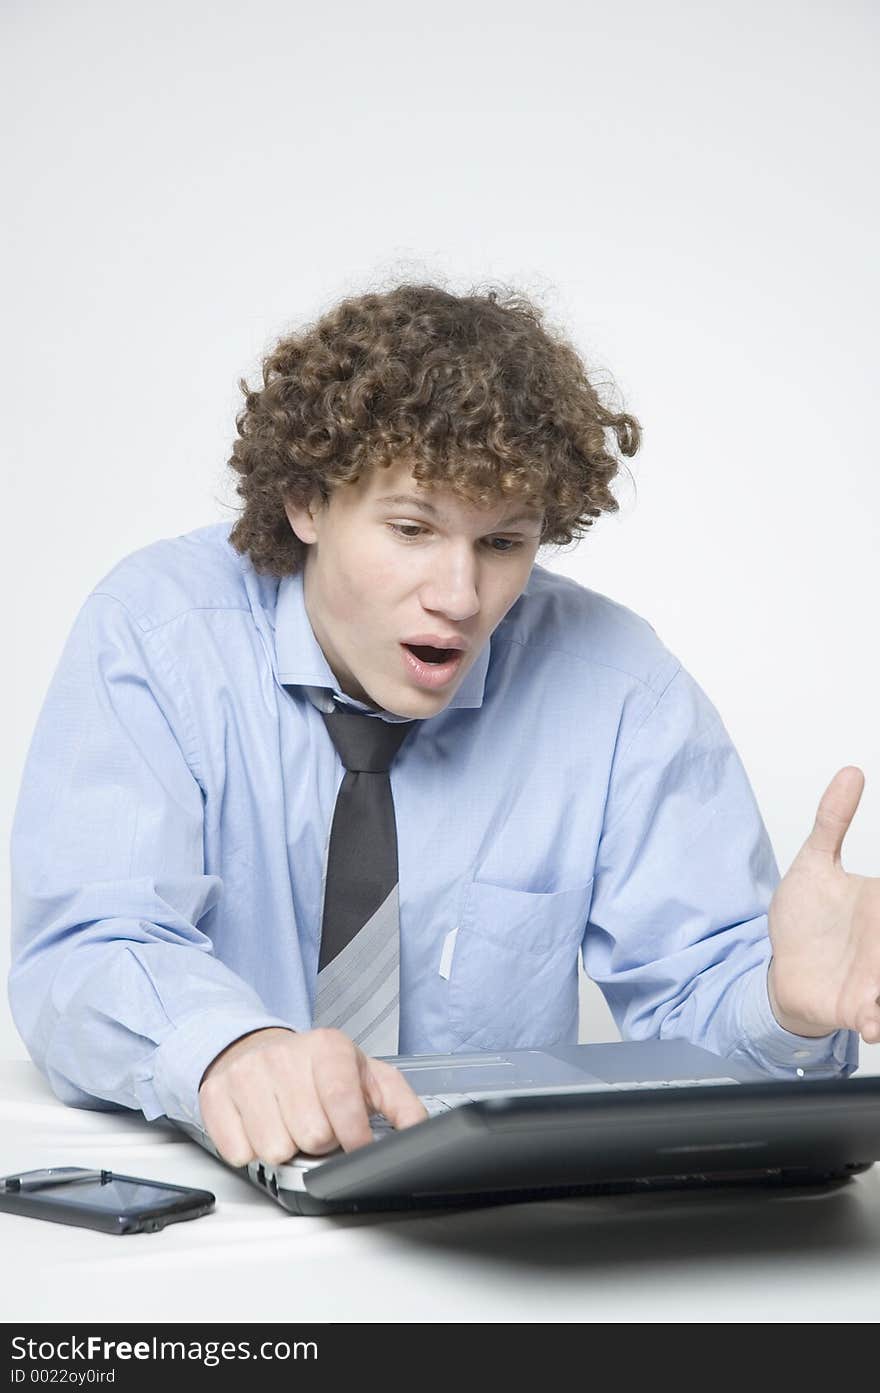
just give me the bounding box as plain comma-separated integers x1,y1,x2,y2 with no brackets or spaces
768,766,880,1043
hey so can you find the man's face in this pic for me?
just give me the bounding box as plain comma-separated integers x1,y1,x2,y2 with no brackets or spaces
284,458,544,719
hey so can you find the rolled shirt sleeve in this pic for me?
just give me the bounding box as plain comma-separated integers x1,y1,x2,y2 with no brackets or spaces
582,664,857,1080
9,593,295,1126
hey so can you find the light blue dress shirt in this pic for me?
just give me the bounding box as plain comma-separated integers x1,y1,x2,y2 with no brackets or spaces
9,523,856,1127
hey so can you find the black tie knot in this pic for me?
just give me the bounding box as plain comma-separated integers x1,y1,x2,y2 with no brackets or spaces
321,706,415,772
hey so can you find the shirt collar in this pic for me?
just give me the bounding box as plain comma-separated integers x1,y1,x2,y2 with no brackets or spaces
272,570,492,721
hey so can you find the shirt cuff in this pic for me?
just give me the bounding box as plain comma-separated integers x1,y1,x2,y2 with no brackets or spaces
137,1009,300,1126
737,965,857,1078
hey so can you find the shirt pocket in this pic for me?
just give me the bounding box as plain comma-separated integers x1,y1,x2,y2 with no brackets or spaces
448,877,594,1051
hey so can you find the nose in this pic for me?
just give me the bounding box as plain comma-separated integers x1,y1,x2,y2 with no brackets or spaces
418,541,481,622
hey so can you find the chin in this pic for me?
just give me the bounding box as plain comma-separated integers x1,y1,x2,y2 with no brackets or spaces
378,685,451,720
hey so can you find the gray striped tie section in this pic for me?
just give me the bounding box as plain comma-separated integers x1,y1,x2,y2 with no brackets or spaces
313,884,401,1055
310,701,415,1054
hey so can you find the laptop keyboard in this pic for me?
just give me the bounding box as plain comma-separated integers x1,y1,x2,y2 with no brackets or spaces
369,1077,741,1135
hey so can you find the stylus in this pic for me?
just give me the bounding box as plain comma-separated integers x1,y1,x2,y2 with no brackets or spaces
1,1168,111,1193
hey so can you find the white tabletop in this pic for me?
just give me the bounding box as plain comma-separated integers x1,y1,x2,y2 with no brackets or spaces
3,1057,880,1324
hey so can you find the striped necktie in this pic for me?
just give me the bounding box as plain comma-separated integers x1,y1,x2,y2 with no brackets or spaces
312,701,415,1055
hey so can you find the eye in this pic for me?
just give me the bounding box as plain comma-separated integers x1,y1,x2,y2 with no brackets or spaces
388,523,427,540
387,523,526,553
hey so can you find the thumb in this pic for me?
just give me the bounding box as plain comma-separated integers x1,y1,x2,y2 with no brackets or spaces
800,766,865,864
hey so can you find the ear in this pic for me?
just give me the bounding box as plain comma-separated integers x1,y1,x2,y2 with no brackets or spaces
283,493,322,546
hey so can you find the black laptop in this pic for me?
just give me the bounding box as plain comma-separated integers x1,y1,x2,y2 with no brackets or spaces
178,1040,880,1215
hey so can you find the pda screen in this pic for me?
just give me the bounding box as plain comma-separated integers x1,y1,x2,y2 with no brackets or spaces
37,1178,186,1214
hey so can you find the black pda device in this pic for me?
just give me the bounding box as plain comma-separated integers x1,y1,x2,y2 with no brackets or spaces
0,1167,215,1234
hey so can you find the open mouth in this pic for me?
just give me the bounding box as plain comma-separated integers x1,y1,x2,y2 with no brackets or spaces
404,644,458,665
400,643,465,690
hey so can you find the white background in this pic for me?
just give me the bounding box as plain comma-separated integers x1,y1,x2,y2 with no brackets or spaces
2,1,877,1063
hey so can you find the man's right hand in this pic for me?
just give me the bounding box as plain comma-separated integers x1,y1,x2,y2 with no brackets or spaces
197,1026,428,1167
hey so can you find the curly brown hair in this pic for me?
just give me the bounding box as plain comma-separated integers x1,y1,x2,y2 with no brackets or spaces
227,281,641,576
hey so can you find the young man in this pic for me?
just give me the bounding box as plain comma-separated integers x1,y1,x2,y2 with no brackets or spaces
9,284,879,1171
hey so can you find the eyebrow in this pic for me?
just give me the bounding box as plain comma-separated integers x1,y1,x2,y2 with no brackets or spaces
374,493,543,528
